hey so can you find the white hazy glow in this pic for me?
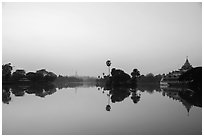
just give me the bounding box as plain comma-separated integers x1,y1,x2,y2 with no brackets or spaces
2,2,202,76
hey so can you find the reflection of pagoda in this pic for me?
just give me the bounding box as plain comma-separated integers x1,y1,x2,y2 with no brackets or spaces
160,57,193,86
181,98,192,116
161,88,193,116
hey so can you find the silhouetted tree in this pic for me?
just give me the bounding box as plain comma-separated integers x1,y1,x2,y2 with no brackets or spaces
111,68,116,76
26,72,37,81
129,68,140,87
111,68,131,86
146,73,154,77
106,60,111,76
131,68,140,78
35,69,48,81
138,73,162,83
36,69,49,76
11,69,26,81
26,70,57,82
155,74,162,81
44,72,57,82
2,63,13,81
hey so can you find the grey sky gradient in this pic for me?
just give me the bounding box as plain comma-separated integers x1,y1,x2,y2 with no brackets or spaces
2,2,202,76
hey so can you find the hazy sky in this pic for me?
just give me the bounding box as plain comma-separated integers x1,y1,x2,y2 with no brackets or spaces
2,2,202,76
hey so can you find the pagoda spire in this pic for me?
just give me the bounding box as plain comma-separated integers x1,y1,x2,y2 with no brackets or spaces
180,56,193,72
186,56,189,63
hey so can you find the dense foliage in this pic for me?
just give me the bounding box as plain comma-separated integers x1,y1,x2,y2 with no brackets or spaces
138,73,162,83
2,63,57,83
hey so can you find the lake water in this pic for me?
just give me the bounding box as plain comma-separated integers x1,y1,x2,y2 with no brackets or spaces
2,84,202,135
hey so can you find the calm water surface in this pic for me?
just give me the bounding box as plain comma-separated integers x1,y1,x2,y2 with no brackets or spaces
2,84,202,135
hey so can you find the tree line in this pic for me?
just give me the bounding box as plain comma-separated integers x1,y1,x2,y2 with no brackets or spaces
2,63,97,84
2,63,57,83
97,60,162,87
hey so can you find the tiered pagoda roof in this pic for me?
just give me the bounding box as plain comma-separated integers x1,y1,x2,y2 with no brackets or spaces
180,57,193,72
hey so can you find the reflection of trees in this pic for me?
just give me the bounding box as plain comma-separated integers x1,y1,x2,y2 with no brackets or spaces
11,69,26,81
54,76,85,89
106,105,111,111
2,83,57,104
11,86,25,97
106,94,111,111
2,81,97,104
130,88,141,104
102,87,141,111
110,88,131,103
99,82,161,94
2,86,11,104
26,83,56,98
99,82,201,114
137,83,161,93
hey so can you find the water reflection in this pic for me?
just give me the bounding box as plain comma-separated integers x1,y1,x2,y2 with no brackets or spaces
137,83,161,93
2,81,98,104
130,88,141,104
2,87,11,104
161,86,202,116
55,82,83,89
2,83,57,103
2,83,202,115
100,86,141,111
98,84,201,113
2,83,202,135
102,87,142,111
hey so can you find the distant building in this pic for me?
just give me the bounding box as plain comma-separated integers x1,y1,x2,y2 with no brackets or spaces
160,57,193,86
